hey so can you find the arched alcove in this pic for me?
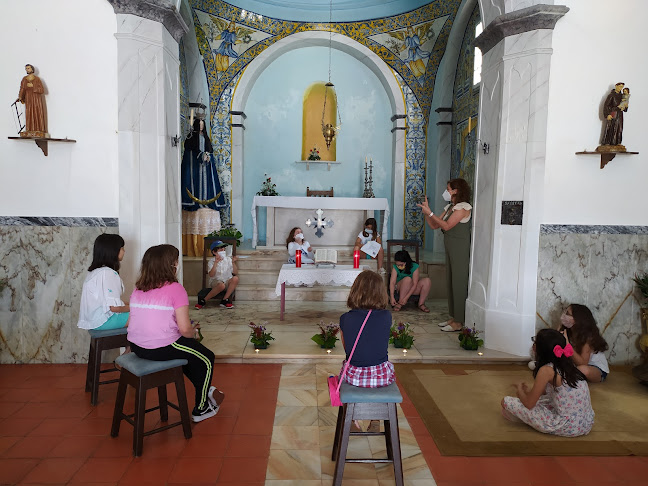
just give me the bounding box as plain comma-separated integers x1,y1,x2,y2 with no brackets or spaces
230,30,406,239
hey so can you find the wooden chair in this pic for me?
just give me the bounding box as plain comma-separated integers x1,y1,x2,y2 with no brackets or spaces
306,187,334,197
200,236,237,303
386,239,421,305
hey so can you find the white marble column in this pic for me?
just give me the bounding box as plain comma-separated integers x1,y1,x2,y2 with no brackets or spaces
110,0,188,293
391,114,406,239
466,5,569,356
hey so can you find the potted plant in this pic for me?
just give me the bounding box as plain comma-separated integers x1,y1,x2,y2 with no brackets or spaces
311,321,340,349
207,224,243,247
249,321,274,349
307,147,321,161
458,326,484,351
256,174,280,196
389,321,415,349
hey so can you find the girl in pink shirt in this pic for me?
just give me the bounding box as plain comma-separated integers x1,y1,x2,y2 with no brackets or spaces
128,244,224,423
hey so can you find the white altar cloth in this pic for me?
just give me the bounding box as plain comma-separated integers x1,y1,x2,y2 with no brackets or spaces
252,196,390,248
274,263,370,296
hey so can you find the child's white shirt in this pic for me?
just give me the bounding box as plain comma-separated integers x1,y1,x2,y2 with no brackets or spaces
207,256,233,285
288,241,314,263
357,231,379,246
77,267,125,330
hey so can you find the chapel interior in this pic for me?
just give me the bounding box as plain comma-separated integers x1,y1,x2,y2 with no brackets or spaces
1,0,647,484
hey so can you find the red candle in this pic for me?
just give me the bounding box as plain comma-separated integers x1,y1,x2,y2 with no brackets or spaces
295,250,302,267
353,249,360,269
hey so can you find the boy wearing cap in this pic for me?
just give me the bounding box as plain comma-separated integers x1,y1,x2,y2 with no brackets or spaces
196,240,238,309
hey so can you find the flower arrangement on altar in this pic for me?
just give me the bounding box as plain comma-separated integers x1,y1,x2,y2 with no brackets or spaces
311,321,340,349
256,174,280,196
458,326,484,351
389,321,414,349
249,321,275,349
307,147,321,161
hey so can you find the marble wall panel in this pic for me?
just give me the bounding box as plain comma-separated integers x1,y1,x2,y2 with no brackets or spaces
0,222,116,364
536,227,648,365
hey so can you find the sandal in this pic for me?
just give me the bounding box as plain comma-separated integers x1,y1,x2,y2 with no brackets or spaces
418,304,430,313
393,303,402,312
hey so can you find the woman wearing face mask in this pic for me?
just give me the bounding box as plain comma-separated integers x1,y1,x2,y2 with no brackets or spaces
417,178,472,332
559,304,609,383
286,227,314,264
354,218,385,274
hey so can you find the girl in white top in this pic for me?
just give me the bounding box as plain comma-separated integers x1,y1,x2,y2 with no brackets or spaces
286,227,314,264
77,234,130,330
559,304,610,383
354,218,385,273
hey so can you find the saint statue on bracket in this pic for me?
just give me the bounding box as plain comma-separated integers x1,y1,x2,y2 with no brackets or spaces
597,82,630,152
15,64,48,138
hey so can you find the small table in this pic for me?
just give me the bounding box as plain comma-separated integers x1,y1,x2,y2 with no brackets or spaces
275,264,369,320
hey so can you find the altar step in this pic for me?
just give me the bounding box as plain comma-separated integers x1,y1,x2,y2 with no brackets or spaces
182,246,447,301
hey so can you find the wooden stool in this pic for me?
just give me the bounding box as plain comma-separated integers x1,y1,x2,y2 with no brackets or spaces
331,382,404,486
110,353,192,457
85,327,129,406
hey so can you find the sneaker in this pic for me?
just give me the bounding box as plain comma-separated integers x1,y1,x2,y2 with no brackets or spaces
378,268,386,275
195,297,206,310
191,403,218,423
220,298,234,309
194,303,204,310
208,386,225,408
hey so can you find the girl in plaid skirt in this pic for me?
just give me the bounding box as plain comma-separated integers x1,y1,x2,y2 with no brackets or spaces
339,270,395,431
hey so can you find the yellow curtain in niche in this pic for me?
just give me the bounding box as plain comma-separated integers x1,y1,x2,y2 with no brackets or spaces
302,82,337,161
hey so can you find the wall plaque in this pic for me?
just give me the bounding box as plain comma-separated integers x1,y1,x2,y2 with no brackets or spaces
501,201,523,225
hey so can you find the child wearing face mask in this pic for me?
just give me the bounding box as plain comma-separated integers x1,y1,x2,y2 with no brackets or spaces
195,240,238,309
354,218,385,274
559,304,609,383
286,227,314,264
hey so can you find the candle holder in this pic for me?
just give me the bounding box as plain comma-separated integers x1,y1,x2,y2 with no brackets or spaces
362,158,375,198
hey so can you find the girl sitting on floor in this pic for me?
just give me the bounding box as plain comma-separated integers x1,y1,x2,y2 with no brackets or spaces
501,328,594,437
560,304,609,383
389,249,432,313
286,226,314,264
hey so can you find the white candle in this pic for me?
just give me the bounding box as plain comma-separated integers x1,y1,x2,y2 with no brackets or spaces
189,108,195,128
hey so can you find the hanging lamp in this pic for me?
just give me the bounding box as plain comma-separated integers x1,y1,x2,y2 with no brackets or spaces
321,0,341,149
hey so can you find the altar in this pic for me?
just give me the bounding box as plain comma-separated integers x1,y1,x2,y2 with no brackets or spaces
251,196,390,248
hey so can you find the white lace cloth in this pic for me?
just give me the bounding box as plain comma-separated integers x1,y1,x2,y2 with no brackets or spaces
182,208,221,235
252,196,390,248
275,264,370,296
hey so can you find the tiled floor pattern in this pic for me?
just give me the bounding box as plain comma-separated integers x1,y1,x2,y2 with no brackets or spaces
2,362,648,484
192,299,525,363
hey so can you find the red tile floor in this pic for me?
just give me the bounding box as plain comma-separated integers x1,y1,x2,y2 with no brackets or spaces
1,363,648,485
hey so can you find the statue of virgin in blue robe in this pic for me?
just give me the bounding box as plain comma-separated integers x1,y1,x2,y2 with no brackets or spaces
181,118,226,211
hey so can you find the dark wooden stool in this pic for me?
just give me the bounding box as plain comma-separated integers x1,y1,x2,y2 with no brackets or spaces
110,353,192,457
85,327,129,406
331,381,404,486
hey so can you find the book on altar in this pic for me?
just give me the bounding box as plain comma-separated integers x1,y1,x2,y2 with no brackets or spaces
315,249,338,265
361,241,381,258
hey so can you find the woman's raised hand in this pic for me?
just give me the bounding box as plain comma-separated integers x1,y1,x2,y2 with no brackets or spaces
417,196,431,215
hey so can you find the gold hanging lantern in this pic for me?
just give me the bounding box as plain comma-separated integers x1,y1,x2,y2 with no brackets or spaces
321,0,341,148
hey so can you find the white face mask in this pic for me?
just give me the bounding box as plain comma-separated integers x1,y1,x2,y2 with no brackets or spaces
442,189,452,202
295,233,304,240
217,250,226,258
365,228,373,234
560,312,575,329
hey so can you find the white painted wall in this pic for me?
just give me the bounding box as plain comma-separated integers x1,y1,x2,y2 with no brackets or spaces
544,0,648,225
0,0,118,217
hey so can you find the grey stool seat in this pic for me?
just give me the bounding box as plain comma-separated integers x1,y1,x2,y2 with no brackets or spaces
332,381,404,486
85,327,129,405
115,353,187,376
111,353,192,456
